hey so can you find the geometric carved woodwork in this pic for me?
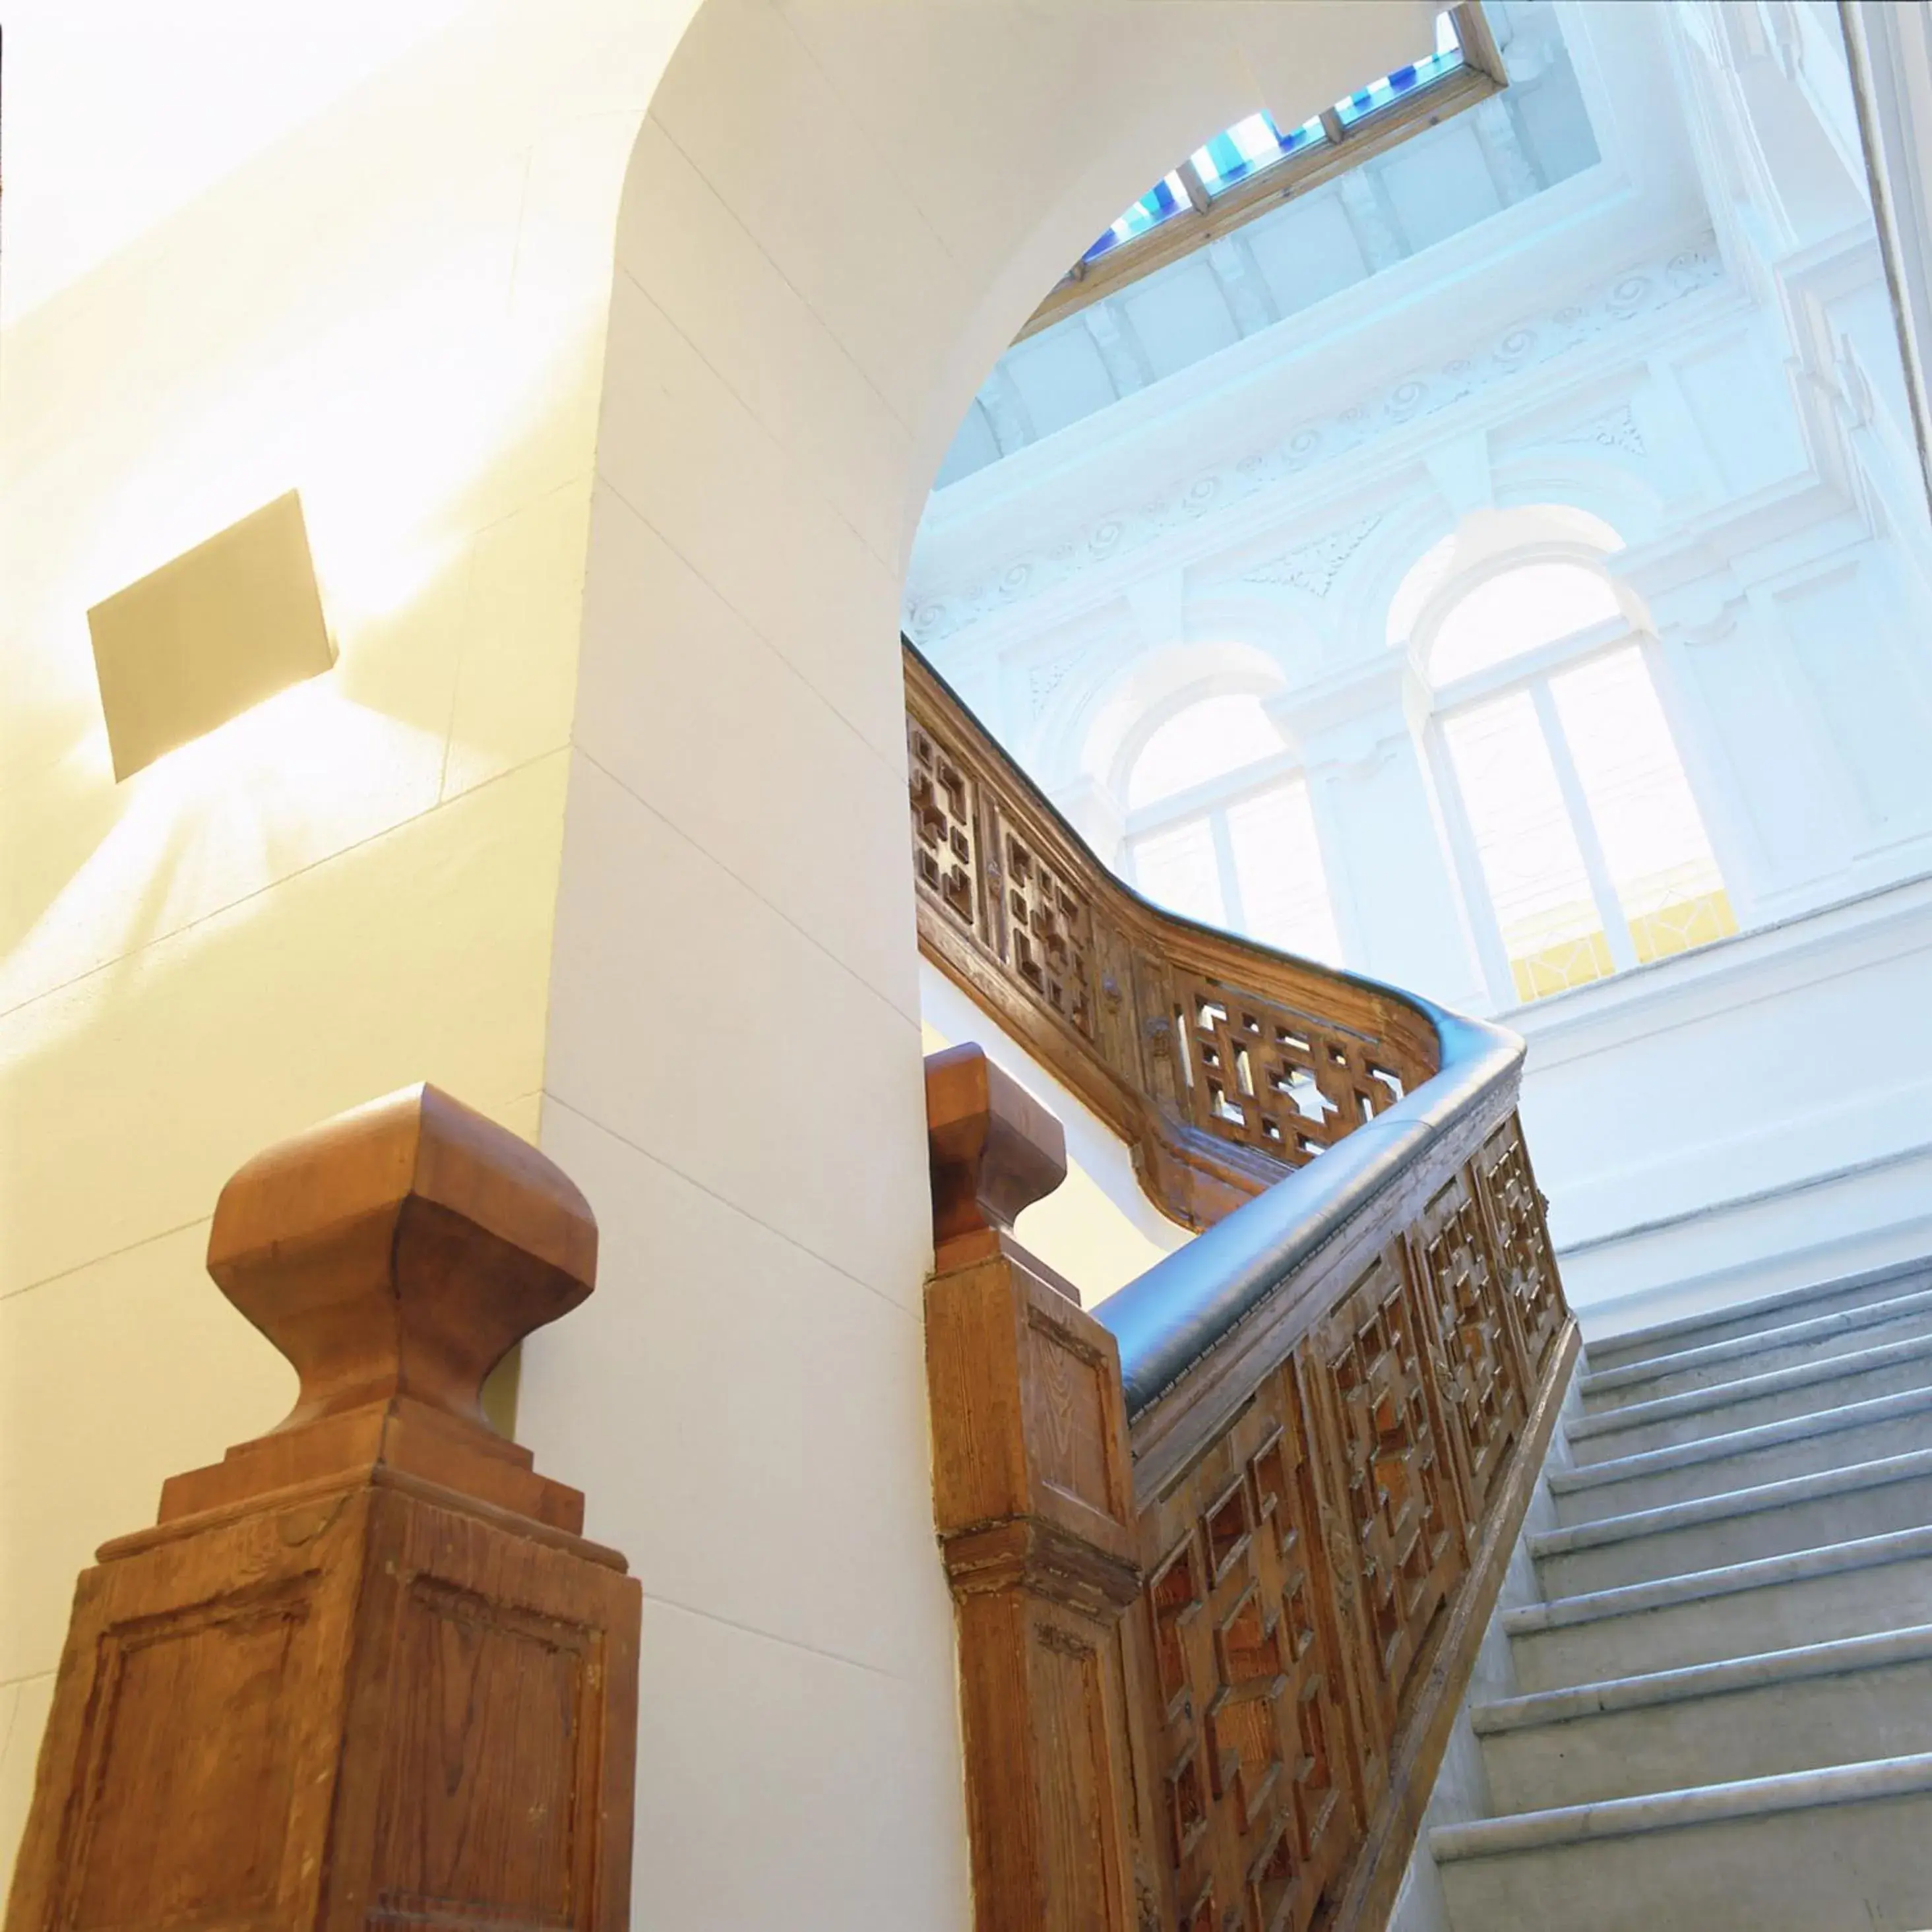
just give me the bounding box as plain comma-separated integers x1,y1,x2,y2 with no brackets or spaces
1311,1256,1464,1766
908,654,1578,1932
1138,1358,1357,1932
904,642,1441,1232
1413,1171,1525,1527
1171,978,1409,1168
5,1086,640,1932
922,1072,1574,1932
1476,1119,1567,1380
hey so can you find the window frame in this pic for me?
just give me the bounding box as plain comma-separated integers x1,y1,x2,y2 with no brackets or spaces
1019,3,1506,338
1123,751,1342,961
1424,611,1735,1007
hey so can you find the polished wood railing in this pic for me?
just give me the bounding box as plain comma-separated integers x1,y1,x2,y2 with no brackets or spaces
910,642,1576,1932
907,647,1440,1231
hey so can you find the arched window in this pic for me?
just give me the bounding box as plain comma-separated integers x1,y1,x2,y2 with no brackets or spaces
1414,542,1736,1001
1127,693,1284,807
1428,561,1621,681
1120,692,1344,965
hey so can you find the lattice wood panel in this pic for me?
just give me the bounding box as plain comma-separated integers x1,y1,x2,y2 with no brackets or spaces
902,648,1444,1229
1414,1174,1524,1528
1139,1362,1356,1932
908,716,981,937
1168,982,1410,1167
1310,1257,1464,1745
995,816,1097,1038
1478,1121,1567,1380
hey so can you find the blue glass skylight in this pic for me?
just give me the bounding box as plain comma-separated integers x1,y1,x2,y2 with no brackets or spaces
1336,13,1464,127
1189,111,1326,196
1082,171,1195,265
1079,10,1466,266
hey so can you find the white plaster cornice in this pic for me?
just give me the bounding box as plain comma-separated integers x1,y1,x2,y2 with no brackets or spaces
906,235,1728,648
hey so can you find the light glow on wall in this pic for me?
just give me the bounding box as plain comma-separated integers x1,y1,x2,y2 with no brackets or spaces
0,678,445,1033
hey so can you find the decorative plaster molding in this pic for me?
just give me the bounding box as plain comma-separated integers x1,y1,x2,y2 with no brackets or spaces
906,239,1726,646
1549,402,1648,457
1026,645,1090,718
1241,513,1386,598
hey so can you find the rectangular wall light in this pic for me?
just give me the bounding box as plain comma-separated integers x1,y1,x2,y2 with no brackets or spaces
87,490,335,781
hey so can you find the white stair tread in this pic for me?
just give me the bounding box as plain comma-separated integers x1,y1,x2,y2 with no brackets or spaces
1530,1446,1932,1561
1472,1623,1932,1735
1584,1262,1932,1372
1430,1751,1932,1861
1549,1384,1932,1497
1505,1523,1932,1637
1578,1284,1932,1396
1567,1328,1932,1442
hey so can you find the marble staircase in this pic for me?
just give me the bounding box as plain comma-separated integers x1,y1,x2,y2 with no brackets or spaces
1427,1260,1932,1931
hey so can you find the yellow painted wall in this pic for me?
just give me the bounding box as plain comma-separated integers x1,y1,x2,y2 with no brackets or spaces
0,0,701,1882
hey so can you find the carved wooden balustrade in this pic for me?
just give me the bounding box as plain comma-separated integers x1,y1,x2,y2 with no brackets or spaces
910,642,1577,1932
907,648,1440,1232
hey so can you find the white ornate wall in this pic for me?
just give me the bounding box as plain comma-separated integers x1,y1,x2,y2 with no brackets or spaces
906,0,1932,1330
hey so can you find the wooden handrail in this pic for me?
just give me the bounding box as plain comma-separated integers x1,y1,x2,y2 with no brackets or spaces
910,642,1576,1932
907,644,1442,1231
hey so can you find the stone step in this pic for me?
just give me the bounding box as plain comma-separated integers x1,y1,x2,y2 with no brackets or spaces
1532,1449,1932,1598
1548,1384,1932,1526
1583,1261,1932,1375
1576,1283,1932,1414
1563,1328,1932,1463
1474,1625,1932,1813
1433,1755,1932,1932
1506,1526,1932,1695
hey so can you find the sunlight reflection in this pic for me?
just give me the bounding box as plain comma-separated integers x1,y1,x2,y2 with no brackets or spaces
0,676,444,1019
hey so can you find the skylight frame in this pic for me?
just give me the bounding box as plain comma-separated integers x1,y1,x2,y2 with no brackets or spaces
1019,2,1506,341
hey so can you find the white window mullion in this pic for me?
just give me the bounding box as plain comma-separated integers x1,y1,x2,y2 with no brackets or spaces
1208,809,1247,932
1300,767,1367,968
1640,627,1766,928
1423,723,1518,1006
1530,679,1638,971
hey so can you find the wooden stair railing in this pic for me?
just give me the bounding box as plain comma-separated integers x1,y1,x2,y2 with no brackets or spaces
6,1086,640,1931
910,642,1577,1932
907,646,1442,1233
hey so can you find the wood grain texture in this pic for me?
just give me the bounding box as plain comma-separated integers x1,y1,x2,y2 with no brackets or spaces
5,1087,640,1932
923,1061,1574,1932
910,667,1575,1930
925,1105,1143,1932
906,644,1441,1234
927,1042,1070,1274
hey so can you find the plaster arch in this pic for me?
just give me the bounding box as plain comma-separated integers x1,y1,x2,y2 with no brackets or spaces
511,5,1452,1925
1077,639,1295,805
1383,502,1633,658
1328,459,1665,666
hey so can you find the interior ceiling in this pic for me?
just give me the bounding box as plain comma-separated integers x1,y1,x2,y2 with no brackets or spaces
925,0,1712,499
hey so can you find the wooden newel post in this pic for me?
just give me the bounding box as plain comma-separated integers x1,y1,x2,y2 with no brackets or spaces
7,1084,640,1932
923,1045,1144,1931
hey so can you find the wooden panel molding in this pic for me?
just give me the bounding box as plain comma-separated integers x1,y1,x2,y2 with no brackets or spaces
924,1057,1574,1932
6,1085,640,1932
910,646,1577,1932
906,646,1440,1232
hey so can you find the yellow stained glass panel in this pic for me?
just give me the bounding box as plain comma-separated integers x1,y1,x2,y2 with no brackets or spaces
1629,888,1737,964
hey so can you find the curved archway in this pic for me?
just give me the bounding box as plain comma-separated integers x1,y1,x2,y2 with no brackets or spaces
518,7,1452,1923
